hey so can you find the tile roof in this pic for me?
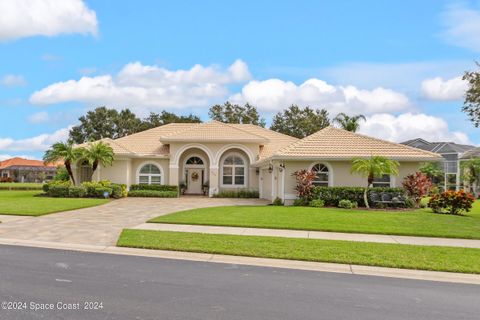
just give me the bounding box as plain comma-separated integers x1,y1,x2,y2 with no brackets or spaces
401,138,475,154
159,121,269,143
262,126,443,162
0,157,56,169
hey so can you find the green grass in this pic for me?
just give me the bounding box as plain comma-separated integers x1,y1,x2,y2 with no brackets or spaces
149,201,480,239
0,190,109,216
117,229,480,274
0,182,43,190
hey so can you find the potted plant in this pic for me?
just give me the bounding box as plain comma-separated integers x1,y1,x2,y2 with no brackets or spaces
202,181,209,196
179,181,187,195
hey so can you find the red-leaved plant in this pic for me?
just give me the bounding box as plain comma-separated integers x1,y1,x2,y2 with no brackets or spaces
428,190,475,215
292,169,316,203
402,172,433,207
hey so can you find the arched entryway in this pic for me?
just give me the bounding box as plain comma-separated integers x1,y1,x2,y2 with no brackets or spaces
79,160,92,183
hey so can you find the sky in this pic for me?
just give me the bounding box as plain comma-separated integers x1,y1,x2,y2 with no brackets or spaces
0,0,479,160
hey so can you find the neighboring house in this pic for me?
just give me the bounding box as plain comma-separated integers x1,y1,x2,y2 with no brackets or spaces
460,147,480,196
0,157,57,183
401,138,475,191
74,121,441,204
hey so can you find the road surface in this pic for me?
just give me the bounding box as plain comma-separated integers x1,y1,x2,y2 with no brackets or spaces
0,245,478,320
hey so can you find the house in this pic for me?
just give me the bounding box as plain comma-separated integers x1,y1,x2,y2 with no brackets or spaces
401,138,475,191
73,121,442,204
0,157,57,183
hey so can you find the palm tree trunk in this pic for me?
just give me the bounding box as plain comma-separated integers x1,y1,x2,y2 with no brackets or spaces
65,161,76,185
365,174,374,209
91,160,99,180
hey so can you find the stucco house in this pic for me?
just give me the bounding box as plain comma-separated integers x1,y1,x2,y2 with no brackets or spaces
0,157,57,182
73,121,441,204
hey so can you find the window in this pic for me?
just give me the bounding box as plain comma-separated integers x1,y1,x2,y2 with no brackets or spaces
186,156,204,165
222,154,245,186
79,160,92,183
139,164,162,185
372,174,391,187
311,164,329,187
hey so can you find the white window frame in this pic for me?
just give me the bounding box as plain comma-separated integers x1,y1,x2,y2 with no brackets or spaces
309,162,332,187
220,152,247,188
137,162,163,185
372,174,392,188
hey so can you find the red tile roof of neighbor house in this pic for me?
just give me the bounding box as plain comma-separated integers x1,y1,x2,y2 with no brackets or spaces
0,157,57,169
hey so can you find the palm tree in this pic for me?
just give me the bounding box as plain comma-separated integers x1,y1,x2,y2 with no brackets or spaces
83,141,114,179
333,113,366,132
350,156,400,208
43,142,84,185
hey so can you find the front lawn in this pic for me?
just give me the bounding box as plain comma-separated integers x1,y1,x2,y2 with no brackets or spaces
0,183,43,190
0,190,109,216
117,229,480,274
149,201,480,239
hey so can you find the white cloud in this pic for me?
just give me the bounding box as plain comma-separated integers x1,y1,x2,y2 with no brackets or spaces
1,74,26,87
441,3,480,52
359,113,472,145
421,76,467,101
0,127,70,152
229,78,411,114
30,60,251,113
0,0,97,42
28,111,50,124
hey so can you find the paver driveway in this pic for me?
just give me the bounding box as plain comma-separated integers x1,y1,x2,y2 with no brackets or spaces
0,197,267,246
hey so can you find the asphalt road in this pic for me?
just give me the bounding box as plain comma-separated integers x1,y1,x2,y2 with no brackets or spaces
0,245,478,320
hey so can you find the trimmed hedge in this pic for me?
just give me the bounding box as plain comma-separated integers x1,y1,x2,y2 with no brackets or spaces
42,180,127,199
0,183,44,191
312,186,405,207
128,190,178,198
129,184,179,192
213,189,260,198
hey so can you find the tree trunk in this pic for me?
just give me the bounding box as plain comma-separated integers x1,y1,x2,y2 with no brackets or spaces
65,161,76,185
364,187,369,209
91,160,98,180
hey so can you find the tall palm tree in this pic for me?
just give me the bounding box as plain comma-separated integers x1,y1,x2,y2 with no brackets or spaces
43,142,84,185
350,156,400,208
83,141,115,179
333,113,366,132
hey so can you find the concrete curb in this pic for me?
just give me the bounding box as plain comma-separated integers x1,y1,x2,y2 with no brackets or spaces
0,237,479,285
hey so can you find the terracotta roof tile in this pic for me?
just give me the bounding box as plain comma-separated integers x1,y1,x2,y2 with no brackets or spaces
0,157,56,169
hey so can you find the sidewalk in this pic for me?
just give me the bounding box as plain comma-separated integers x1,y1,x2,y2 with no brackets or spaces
0,237,478,285
133,223,480,249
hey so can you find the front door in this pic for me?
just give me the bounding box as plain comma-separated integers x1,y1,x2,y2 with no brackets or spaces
186,168,203,194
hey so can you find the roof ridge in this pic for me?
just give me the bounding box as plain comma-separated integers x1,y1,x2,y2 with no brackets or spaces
237,124,299,141
217,121,272,141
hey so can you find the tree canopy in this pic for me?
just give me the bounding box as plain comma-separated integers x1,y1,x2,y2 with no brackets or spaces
333,113,366,132
208,102,266,127
462,62,480,127
270,105,330,138
69,107,202,144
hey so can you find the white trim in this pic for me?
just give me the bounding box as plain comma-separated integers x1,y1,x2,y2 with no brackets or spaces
214,144,255,166
308,161,334,187
172,143,214,166
135,161,164,185
220,152,247,188
259,169,263,199
280,165,285,201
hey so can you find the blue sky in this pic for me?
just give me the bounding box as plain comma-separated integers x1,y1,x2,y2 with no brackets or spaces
0,0,479,160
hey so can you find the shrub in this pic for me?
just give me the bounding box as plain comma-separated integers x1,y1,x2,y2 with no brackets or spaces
311,186,404,207
213,189,259,198
91,187,113,198
428,190,475,215
404,197,416,209
272,197,283,206
129,184,178,192
54,166,70,181
48,185,70,197
0,177,13,183
293,198,308,206
128,190,178,198
111,184,127,199
68,186,86,198
292,169,316,202
309,199,325,208
338,199,357,209
43,180,71,194
402,172,432,207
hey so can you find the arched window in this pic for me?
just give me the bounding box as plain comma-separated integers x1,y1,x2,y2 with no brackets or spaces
186,156,204,165
138,164,162,185
311,163,329,187
79,160,92,183
222,153,245,186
